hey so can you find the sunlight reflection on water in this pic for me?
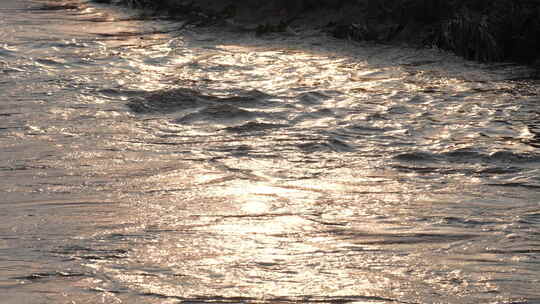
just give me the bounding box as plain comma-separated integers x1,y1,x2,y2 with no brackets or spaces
1,0,539,303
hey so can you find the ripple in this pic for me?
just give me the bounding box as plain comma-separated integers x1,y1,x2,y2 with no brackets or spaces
297,138,354,153
224,122,288,133
174,104,259,125
127,88,275,114
12,271,86,281
127,88,215,113
393,149,540,165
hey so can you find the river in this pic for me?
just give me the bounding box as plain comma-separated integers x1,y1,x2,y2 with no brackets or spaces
1,0,539,303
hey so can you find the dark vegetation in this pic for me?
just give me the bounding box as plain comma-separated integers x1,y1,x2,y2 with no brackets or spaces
94,0,540,67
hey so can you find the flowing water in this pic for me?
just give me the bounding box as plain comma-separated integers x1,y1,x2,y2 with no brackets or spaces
1,0,540,303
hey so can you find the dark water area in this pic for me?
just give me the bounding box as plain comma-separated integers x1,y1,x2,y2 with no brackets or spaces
1,0,540,303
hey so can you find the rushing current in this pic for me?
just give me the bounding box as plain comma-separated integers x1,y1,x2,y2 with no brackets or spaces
1,0,539,303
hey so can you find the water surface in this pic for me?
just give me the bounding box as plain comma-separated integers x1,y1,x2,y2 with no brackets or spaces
1,1,539,303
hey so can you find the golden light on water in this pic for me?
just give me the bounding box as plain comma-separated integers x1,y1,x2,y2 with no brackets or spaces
4,2,537,301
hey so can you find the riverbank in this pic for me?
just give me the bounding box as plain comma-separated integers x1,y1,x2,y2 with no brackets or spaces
93,0,540,70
